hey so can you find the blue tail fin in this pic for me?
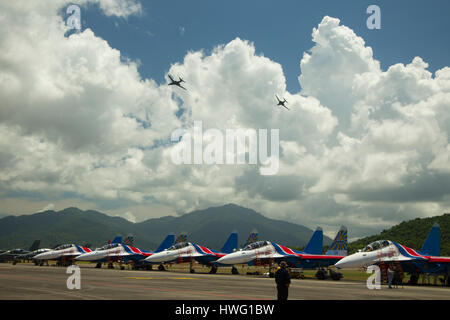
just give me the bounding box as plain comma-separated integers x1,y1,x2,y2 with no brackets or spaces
420,223,440,256
326,226,348,256
155,234,175,253
221,231,238,253
175,232,187,243
123,234,134,246
111,235,122,244
303,227,323,254
242,229,258,248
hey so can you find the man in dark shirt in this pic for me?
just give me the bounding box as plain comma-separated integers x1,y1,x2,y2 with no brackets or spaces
275,261,291,300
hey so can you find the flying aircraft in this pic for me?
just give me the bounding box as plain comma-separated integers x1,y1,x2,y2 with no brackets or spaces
215,226,348,279
168,74,187,90
275,95,289,110
75,234,175,270
33,243,92,266
0,240,41,263
143,231,238,273
334,223,450,285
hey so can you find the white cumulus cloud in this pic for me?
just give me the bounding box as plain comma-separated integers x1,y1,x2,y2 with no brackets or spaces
0,4,449,239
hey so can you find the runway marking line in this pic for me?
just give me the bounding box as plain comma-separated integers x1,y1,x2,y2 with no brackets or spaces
126,276,198,280
0,273,265,300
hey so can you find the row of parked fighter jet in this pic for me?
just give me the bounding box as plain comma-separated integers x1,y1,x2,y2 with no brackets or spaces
2,223,449,284
168,74,290,110
2,227,346,276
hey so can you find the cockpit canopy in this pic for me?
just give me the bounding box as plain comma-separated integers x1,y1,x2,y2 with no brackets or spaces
167,242,190,251
98,243,120,250
363,240,391,252
243,241,269,251
55,244,73,250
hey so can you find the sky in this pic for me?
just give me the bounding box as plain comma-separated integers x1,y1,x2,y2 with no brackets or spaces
0,0,449,240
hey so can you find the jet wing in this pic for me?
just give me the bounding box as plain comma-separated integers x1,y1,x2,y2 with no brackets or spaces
378,256,414,262
106,252,130,257
300,254,345,260
168,74,174,82
427,256,450,263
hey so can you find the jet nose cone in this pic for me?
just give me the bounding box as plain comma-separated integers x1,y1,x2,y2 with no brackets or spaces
75,253,89,261
77,251,105,261
334,254,362,269
34,252,53,260
216,255,231,265
217,252,242,265
145,252,163,263
334,258,346,269
146,251,173,263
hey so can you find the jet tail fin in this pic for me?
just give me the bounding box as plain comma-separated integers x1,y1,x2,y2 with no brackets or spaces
303,227,323,254
326,226,348,256
29,240,40,251
155,234,175,253
123,234,134,246
221,231,238,254
175,232,187,243
241,229,258,248
420,223,440,256
111,235,122,244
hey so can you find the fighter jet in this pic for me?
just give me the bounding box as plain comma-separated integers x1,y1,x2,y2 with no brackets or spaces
334,223,450,285
0,240,41,263
75,234,175,270
17,248,52,265
275,95,289,110
216,226,348,280
168,74,187,90
33,244,92,266
144,231,238,274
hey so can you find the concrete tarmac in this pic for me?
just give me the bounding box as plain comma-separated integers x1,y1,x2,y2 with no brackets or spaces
0,263,449,300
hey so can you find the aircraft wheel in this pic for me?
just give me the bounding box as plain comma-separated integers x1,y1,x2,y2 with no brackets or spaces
315,269,327,280
158,264,166,271
209,265,217,274
231,267,239,275
95,263,102,268
190,268,195,274
409,274,419,285
329,269,343,281
146,265,152,271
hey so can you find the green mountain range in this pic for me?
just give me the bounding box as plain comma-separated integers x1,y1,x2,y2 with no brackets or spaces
348,213,450,256
0,204,331,251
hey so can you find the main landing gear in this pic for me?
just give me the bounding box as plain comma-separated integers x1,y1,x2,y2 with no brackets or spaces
158,264,166,271
231,266,239,275
209,265,218,274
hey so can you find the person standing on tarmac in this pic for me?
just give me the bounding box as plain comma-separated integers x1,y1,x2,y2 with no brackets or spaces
275,261,291,300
